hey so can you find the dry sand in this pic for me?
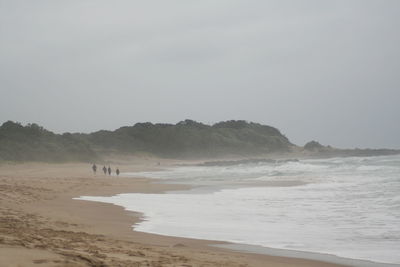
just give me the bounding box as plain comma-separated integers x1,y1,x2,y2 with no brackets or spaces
0,159,349,267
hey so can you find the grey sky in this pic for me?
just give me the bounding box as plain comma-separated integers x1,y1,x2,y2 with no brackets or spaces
1,0,399,148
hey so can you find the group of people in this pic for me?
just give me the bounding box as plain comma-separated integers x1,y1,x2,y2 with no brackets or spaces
92,164,120,176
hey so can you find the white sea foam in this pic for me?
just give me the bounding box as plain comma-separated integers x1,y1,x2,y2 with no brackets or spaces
79,155,400,265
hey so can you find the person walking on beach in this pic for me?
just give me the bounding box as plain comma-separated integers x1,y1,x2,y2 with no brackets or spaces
108,166,112,175
102,165,107,175
92,164,97,175
116,168,120,176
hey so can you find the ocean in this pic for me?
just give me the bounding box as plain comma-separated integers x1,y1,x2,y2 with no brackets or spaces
78,155,400,266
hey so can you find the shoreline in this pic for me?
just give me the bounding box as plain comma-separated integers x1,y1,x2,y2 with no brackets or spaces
79,171,399,267
0,160,350,266
215,244,400,267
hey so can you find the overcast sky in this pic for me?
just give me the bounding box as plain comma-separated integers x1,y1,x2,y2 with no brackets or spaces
1,0,399,148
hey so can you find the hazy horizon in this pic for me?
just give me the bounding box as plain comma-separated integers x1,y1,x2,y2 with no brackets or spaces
1,1,399,149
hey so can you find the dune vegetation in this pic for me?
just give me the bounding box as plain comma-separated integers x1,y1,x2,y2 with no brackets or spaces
0,120,293,162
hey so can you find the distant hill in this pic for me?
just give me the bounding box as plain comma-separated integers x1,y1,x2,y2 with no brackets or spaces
0,120,293,162
303,140,400,158
0,121,96,162
87,120,293,157
2,120,398,163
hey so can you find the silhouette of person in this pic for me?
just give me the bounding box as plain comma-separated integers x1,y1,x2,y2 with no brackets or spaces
108,166,112,175
92,164,97,174
102,166,107,175
116,168,120,176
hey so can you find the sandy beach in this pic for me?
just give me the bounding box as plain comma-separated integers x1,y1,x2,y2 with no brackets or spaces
0,159,349,267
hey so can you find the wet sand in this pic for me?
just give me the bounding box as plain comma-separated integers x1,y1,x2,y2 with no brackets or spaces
0,159,349,267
